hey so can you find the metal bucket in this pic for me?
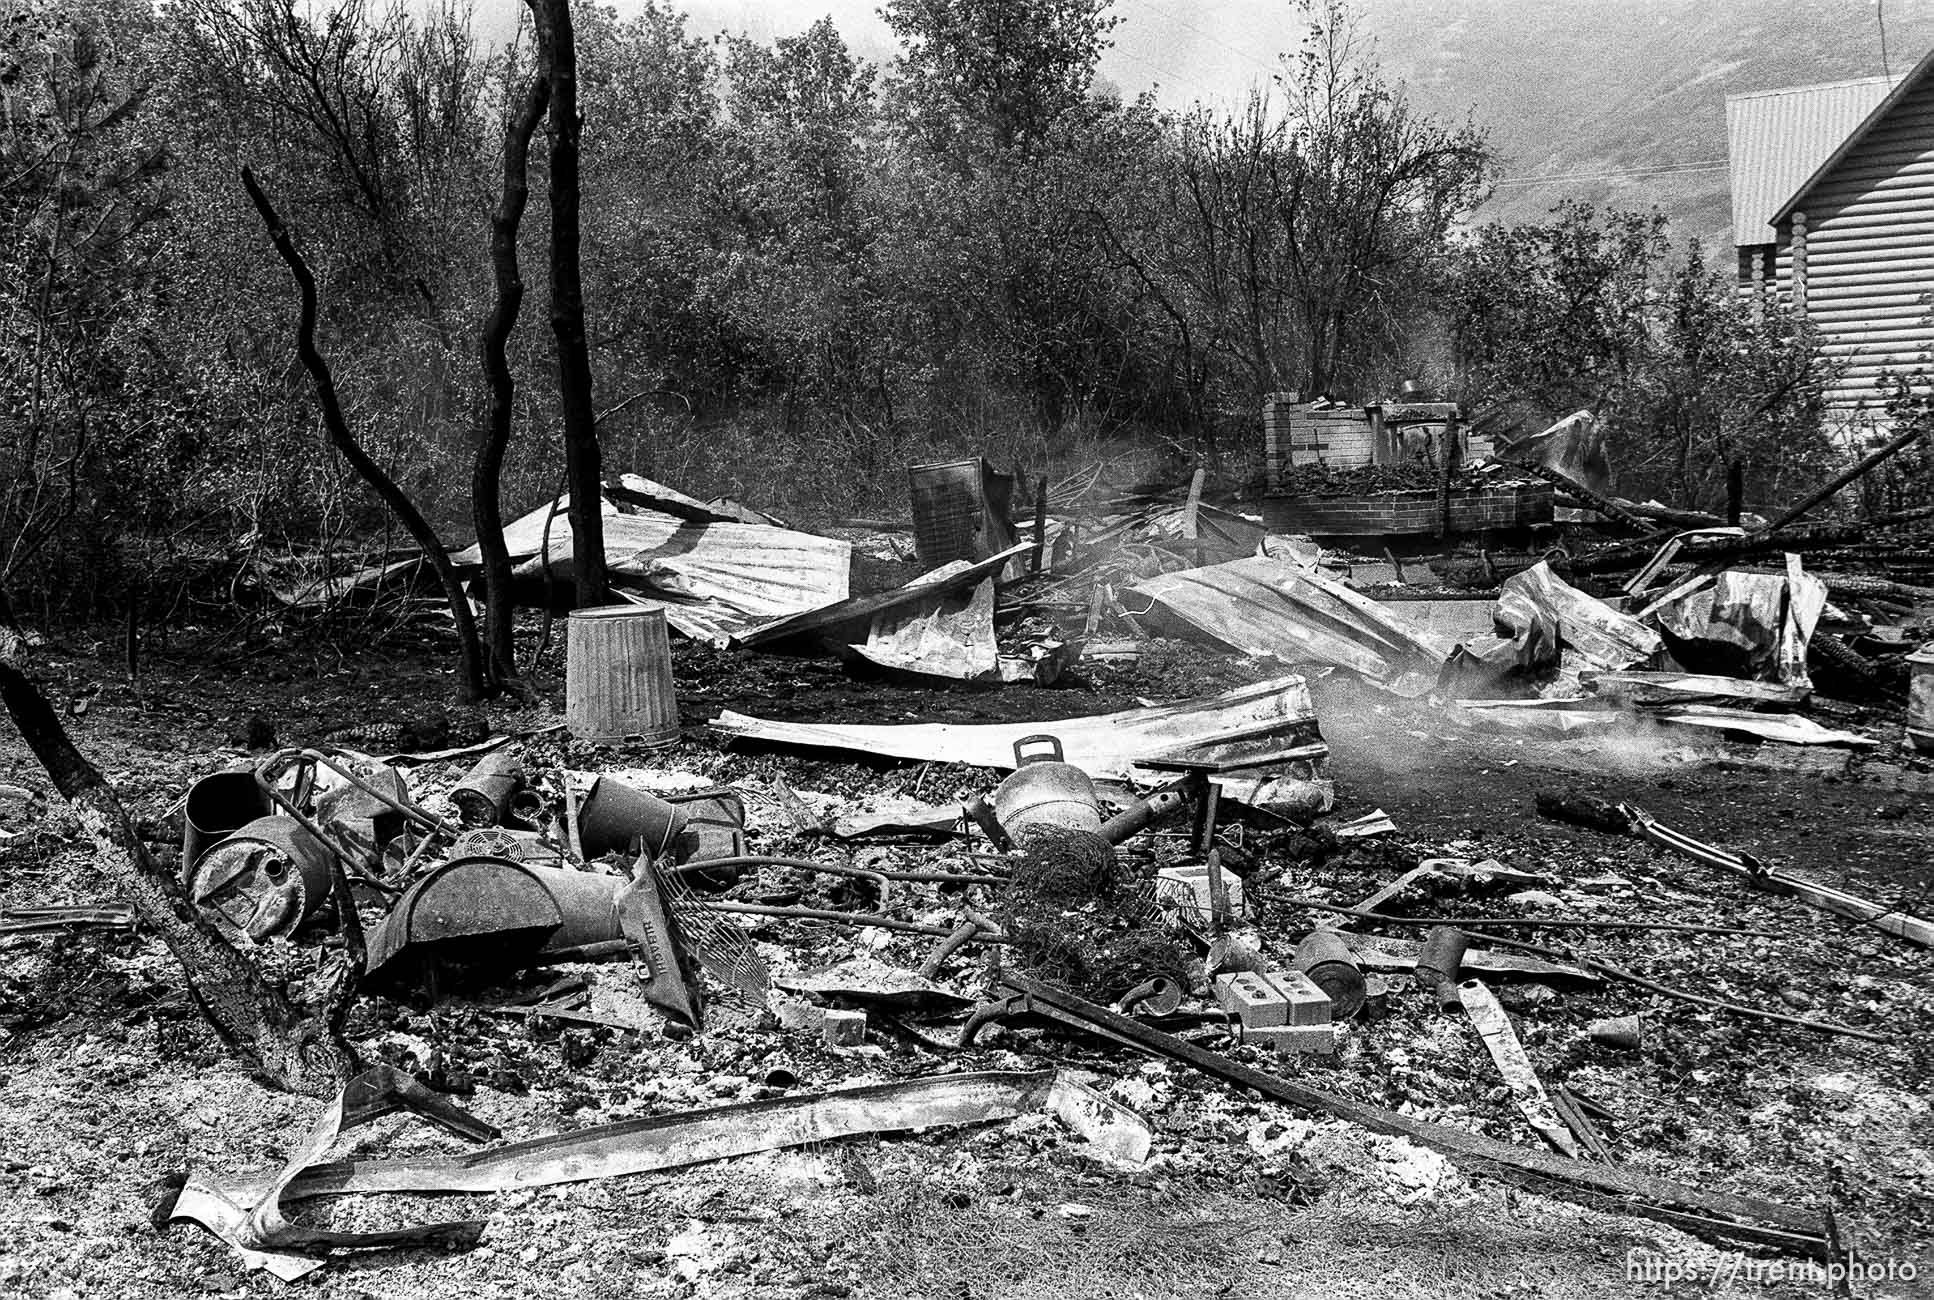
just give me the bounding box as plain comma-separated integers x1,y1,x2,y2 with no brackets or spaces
577,776,690,858
181,771,270,879
666,786,747,890
186,814,334,942
565,605,680,746
993,735,1101,841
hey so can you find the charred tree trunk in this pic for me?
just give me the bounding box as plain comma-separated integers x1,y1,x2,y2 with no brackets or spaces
527,0,607,609
240,167,488,704
0,621,355,1096
475,69,552,686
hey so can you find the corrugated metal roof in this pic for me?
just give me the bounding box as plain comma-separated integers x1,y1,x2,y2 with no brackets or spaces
1773,45,1934,224
1726,74,1901,244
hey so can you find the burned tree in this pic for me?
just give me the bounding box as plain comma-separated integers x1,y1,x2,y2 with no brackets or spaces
0,612,355,1096
527,0,608,610
475,63,553,686
240,167,489,704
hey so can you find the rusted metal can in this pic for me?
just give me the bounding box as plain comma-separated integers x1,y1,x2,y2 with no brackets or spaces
577,776,689,859
180,771,270,880
1293,928,1365,1019
450,750,525,828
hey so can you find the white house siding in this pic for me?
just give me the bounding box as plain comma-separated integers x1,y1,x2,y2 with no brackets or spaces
1778,74,1934,413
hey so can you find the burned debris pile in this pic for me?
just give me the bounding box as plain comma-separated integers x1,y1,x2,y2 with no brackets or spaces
10,427,1933,1288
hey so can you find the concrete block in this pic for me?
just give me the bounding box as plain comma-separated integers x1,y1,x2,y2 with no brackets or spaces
1155,864,1244,917
1242,1022,1336,1054
1214,971,1288,1027
1262,968,1333,1026
823,1008,867,1046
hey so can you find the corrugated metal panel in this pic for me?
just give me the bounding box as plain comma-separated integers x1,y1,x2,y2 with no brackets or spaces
1727,74,1901,244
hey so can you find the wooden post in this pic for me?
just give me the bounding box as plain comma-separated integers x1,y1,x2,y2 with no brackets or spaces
1031,476,1048,576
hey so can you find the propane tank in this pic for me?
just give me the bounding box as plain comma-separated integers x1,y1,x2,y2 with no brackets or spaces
992,735,1102,842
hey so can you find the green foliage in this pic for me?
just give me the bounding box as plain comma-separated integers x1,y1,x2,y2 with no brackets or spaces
3,0,1848,621
1441,201,1838,511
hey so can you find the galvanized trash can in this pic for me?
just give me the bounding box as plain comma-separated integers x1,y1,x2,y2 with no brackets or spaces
565,605,680,747
1908,642,1934,752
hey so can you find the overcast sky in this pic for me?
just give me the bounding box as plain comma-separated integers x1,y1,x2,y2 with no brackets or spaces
473,0,1358,111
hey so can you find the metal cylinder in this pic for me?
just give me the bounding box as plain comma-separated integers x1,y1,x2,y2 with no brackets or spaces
1099,788,1188,845
565,605,680,747
993,735,1101,841
576,776,689,859
181,771,270,880
1414,924,1469,996
450,750,525,828
186,814,334,942
1293,928,1366,1019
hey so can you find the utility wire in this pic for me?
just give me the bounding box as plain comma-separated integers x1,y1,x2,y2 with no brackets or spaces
1491,160,1731,186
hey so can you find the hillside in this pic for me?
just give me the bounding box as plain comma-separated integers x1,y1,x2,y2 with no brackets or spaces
1354,0,1934,245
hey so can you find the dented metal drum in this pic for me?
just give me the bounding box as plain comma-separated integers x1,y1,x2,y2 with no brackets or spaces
186,814,333,942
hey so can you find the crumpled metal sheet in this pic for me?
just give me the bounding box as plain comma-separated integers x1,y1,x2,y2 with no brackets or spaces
855,570,999,679
1338,931,1600,983
1588,671,1808,708
454,478,852,647
734,542,1032,651
1640,555,1826,689
174,1067,1139,1280
1493,410,1611,524
1653,706,1876,747
1457,978,1580,1157
511,512,852,646
711,674,1326,783
773,957,974,1015
1132,556,1455,693
283,1070,1069,1201
168,1066,489,1281
1451,699,1622,736
1471,561,1661,682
